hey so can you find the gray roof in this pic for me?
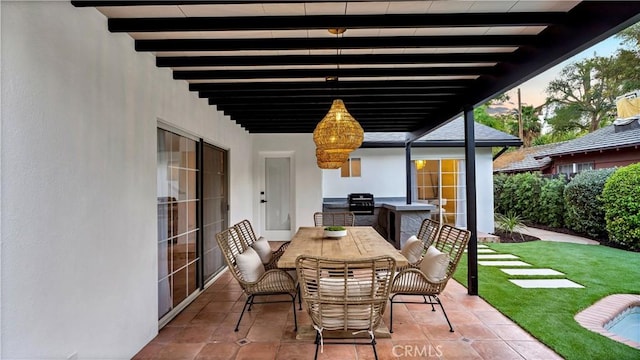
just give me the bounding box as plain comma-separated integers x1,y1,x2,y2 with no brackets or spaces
493,142,563,173
362,117,522,148
534,120,640,159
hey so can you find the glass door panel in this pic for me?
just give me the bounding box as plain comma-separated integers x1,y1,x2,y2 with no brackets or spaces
157,129,200,319
265,157,291,235
201,143,228,283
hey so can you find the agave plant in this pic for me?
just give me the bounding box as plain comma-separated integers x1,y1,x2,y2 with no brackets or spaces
495,212,525,241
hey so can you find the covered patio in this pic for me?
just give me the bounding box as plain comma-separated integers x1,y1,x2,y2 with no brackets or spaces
3,1,640,359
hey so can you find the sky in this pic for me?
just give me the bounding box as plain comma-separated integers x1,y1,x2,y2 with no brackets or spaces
498,32,626,109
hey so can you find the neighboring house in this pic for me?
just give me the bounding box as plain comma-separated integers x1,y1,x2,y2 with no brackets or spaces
323,118,521,233
494,119,640,175
536,119,640,175
492,142,564,174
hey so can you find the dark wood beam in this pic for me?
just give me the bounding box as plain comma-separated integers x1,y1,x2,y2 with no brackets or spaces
199,88,461,98
109,13,562,32
136,35,532,52
174,66,492,80
158,53,509,67
213,97,449,106
189,79,472,92
205,91,458,100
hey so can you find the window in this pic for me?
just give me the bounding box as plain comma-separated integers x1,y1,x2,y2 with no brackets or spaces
576,162,594,172
557,164,573,175
340,158,361,177
558,162,594,175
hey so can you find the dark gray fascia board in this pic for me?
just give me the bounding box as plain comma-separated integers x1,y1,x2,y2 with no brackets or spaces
361,139,522,148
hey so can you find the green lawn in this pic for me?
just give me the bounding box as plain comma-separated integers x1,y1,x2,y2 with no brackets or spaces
453,241,640,360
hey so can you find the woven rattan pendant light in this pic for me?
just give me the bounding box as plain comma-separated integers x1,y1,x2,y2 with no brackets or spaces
316,147,350,169
313,28,364,169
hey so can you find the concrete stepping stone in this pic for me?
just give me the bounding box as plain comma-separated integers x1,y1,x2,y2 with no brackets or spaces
477,249,496,253
501,268,564,276
478,260,531,267
478,254,519,259
477,244,489,248
464,248,496,253
509,279,584,288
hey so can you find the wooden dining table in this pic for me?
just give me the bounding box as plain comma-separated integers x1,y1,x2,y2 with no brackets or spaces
277,226,409,269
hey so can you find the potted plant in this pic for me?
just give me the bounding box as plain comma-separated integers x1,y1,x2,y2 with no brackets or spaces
324,226,347,238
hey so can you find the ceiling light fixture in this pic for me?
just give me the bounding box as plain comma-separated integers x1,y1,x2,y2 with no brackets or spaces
313,28,364,169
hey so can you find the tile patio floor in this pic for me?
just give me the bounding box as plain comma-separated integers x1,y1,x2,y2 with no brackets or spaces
133,271,562,359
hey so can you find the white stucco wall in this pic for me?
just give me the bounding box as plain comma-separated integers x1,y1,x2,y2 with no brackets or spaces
251,134,323,240
322,147,495,233
1,2,252,359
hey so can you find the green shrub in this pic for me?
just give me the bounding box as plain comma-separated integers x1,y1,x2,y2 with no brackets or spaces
493,173,509,214
601,163,640,251
538,176,567,228
564,168,616,239
495,172,544,223
515,172,545,223
497,173,519,216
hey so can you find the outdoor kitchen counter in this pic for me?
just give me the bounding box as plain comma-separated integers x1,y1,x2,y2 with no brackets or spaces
322,199,435,249
322,199,434,211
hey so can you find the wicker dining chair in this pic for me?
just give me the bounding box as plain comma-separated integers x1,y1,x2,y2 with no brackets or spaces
216,226,298,332
417,218,440,249
234,219,290,270
389,224,470,333
313,211,356,226
296,255,396,360
409,218,441,267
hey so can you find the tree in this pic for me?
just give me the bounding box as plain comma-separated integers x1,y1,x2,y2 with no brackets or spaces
473,104,506,132
545,56,618,133
506,105,541,147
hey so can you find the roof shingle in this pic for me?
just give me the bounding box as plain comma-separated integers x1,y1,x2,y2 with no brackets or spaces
534,121,640,159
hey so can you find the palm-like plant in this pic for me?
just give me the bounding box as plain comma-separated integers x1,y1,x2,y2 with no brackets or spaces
495,212,526,241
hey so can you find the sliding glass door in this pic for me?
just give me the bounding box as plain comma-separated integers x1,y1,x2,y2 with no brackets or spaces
157,129,228,321
414,159,466,227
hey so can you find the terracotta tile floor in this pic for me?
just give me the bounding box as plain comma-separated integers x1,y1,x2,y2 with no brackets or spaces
133,271,562,360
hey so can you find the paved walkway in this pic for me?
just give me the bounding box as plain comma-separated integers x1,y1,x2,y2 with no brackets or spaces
519,226,600,245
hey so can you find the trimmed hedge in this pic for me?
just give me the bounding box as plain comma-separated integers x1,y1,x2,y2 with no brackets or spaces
538,176,567,228
495,172,545,223
493,173,509,215
563,168,616,239
494,172,567,226
601,163,640,251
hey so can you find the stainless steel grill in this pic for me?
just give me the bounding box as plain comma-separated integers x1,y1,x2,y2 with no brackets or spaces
348,193,375,215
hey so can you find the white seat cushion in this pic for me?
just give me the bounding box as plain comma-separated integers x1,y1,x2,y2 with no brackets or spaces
419,246,450,282
251,237,273,264
400,235,423,264
235,247,266,282
317,304,374,330
319,277,375,298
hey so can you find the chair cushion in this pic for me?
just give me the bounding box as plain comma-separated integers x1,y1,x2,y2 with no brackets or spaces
400,235,423,264
419,246,450,282
319,277,375,298
316,304,374,330
251,237,273,264
235,247,265,282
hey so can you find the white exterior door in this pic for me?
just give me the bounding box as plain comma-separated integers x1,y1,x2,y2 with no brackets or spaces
259,152,295,240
